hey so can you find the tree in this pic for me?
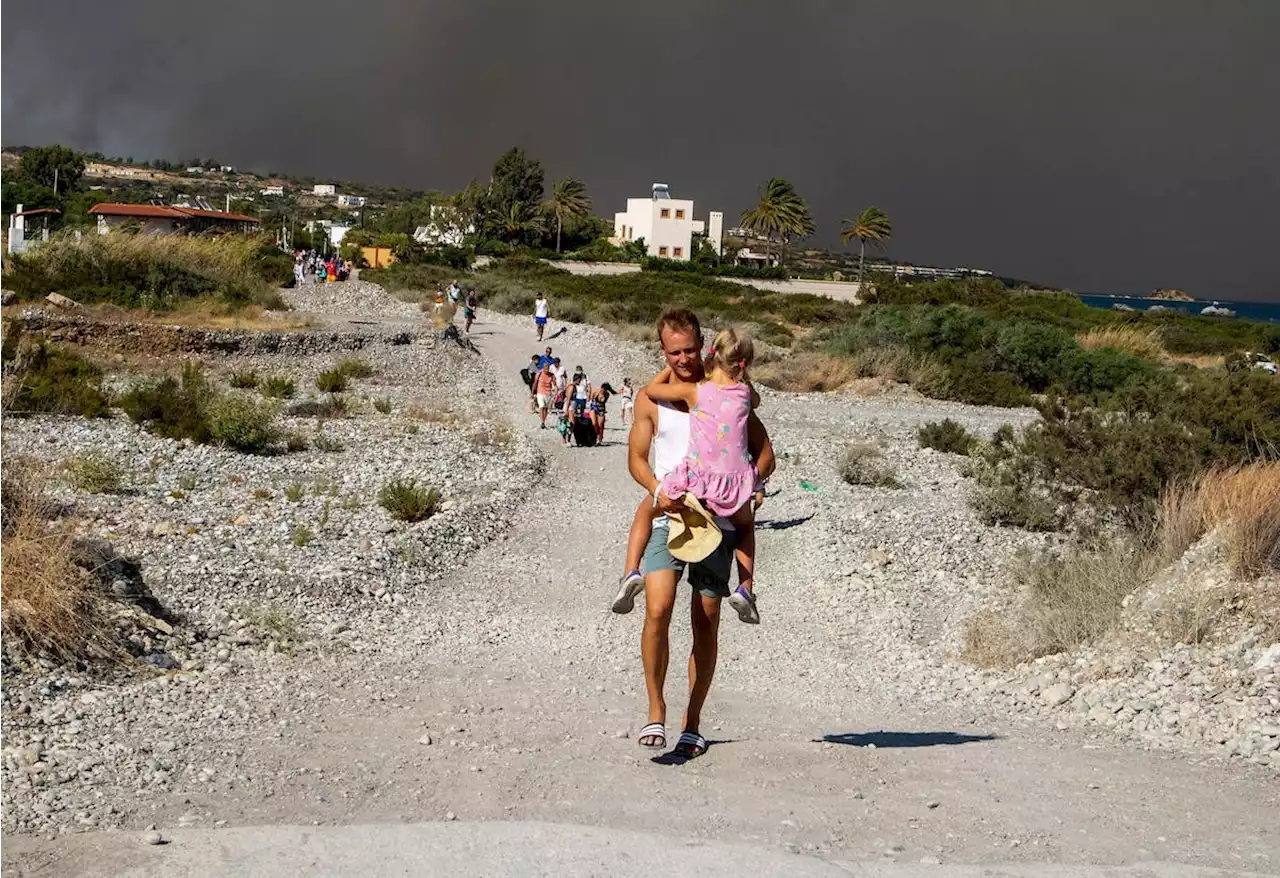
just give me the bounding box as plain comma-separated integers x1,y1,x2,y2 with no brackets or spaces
487,148,544,240
839,206,894,283
739,177,811,265
498,201,546,247
17,145,86,194
542,177,591,253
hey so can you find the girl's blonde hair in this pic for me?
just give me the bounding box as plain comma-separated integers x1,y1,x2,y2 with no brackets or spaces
708,327,754,381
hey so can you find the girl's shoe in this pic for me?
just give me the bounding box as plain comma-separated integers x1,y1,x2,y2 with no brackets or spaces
728,586,760,624
611,570,645,614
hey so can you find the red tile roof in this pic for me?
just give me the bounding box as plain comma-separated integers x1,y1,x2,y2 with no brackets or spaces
13,207,62,217
88,203,260,223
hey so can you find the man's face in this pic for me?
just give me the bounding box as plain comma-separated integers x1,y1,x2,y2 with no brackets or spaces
545,348,552,358
659,327,704,382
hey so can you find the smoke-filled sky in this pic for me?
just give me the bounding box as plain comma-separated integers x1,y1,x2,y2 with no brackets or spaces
4,1,1279,301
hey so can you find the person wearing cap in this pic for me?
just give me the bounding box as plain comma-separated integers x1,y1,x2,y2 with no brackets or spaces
612,307,775,759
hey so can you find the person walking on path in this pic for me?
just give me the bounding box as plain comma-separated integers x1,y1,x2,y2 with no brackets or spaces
619,377,636,427
533,360,557,429
534,293,550,340
462,289,478,335
616,308,775,758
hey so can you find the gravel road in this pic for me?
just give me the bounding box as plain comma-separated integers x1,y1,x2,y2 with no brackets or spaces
3,296,1277,876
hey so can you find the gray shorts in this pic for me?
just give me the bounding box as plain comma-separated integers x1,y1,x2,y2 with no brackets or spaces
640,525,738,599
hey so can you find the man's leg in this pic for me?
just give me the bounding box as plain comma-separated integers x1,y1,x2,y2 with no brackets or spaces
683,590,722,736
641,568,678,743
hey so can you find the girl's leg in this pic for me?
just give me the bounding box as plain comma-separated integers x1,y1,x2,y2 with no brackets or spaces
624,496,658,575
728,503,756,596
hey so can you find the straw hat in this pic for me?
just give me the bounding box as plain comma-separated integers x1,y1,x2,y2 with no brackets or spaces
666,493,722,563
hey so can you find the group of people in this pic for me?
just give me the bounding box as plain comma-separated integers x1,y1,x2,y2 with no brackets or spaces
520,346,635,446
432,279,480,335
293,250,350,285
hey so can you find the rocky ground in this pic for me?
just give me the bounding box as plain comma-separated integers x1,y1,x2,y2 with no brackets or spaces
2,283,1277,874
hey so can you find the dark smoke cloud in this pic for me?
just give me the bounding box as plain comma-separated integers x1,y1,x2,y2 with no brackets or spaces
4,1,1279,301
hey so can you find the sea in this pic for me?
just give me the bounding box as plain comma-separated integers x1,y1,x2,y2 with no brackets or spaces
1077,294,1280,325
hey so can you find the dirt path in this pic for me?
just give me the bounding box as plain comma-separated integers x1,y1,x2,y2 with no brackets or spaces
5,315,1278,876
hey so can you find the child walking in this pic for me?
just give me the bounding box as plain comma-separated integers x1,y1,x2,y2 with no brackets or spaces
612,328,761,624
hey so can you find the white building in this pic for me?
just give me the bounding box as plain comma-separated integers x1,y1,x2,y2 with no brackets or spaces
328,223,352,247
313,184,336,196
413,204,474,247
260,185,284,196
611,183,721,261
336,194,366,208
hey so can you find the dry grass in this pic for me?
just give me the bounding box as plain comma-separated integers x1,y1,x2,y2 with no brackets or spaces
1166,353,1225,370
838,441,902,488
1075,325,1167,361
406,403,461,426
421,302,459,330
0,459,114,661
846,345,951,396
605,322,659,345
755,352,855,393
1158,463,1280,577
963,542,1148,668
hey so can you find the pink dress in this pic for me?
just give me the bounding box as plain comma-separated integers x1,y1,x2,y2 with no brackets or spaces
661,381,758,517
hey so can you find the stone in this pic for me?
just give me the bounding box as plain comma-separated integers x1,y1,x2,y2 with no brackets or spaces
143,830,164,845
1041,683,1076,707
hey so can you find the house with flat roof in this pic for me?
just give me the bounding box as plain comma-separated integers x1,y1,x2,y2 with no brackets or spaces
611,183,722,261
88,203,261,235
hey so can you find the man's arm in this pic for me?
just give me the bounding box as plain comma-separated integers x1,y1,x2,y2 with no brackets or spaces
746,412,775,482
628,392,683,512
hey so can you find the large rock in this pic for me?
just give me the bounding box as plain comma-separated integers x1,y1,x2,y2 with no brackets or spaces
1041,683,1076,707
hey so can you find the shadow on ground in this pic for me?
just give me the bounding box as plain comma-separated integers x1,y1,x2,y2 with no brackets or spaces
758,514,815,531
820,731,999,748
651,739,737,766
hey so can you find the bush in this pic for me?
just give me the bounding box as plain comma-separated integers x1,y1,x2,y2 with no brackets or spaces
260,375,296,399
229,370,260,389
66,453,124,494
335,357,375,379
373,397,393,414
2,231,290,310
117,362,215,444
1,326,111,418
962,542,1146,667
838,442,901,488
291,525,314,547
315,369,348,393
918,419,977,455
205,393,281,453
378,478,440,522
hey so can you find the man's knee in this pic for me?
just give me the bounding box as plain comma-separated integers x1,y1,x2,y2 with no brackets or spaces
643,572,678,623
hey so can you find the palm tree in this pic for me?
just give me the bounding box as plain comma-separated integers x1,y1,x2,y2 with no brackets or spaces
542,177,591,253
500,200,545,246
740,177,811,266
839,206,893,283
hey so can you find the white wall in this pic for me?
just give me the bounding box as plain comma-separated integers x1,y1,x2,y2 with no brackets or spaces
96,215,179,236
613,197,695,260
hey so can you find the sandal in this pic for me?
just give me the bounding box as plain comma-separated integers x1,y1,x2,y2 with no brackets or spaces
638,722,666,749
674,730,708,759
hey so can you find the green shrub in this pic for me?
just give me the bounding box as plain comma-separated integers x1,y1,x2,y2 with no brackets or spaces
378,478,440,522
373,396,393,414
260,376,296,399
66,453,124,494
838,442,901,488
2,232,289,310
918,419,977,455
291,525,314,547
229,370,260,389
284,483,305,502
1,327,111,418
117,362,215,443
993,322,1073,392
314,432,345,453
283,430,309,452
315,369,348,393
205,394,281,453
335,357,375,379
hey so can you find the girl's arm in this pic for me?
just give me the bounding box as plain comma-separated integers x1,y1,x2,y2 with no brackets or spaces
645,368,697,406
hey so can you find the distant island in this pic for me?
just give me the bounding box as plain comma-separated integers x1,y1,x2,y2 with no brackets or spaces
1149,288,1195,301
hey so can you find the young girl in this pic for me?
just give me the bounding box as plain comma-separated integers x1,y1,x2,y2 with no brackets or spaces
613,328,761,624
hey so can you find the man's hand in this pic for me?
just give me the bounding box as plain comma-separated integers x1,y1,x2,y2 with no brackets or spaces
655,490,685,515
